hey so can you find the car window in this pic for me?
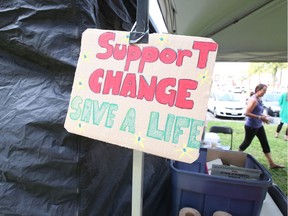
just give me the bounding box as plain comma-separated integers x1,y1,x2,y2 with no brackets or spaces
215,92,240,102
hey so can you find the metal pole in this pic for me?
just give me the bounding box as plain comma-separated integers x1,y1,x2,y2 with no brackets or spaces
132,150,144,216
130,1,149,215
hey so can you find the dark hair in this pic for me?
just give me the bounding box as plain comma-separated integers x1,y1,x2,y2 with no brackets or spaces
254,84,267,93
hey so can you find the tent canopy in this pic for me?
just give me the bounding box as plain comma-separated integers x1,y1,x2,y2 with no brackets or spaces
157,0,287,62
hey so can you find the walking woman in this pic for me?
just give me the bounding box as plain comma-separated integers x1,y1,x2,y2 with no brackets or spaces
275,86,288,141
239,84,284,169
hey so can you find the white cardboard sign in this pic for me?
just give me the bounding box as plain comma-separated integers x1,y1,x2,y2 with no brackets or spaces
64,29,218,163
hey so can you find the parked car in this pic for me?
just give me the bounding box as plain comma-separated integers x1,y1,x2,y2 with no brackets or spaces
207,91,246,119
230,86,247,94
261,93,281,117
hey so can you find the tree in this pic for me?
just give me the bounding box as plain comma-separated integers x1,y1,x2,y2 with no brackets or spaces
248,63,288,87
248,63,263,83
265,63,287,87
269,63,288,86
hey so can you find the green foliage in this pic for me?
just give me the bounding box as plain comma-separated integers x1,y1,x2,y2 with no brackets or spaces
207,120,288,195
248,62,288,86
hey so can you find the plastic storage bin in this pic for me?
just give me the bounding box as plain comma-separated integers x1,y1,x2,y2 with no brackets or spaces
171,148,272,216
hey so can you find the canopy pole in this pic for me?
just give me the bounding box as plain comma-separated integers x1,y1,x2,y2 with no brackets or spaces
132,150,144,216
130,1,149,215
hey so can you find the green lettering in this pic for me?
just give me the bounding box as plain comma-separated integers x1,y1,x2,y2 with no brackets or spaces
173,116,190,144
146,112,163,140
105,104,118,128
70,96,82,120
164,114,175,142
81,99,92,123
92,100,109,125
120,108,136,133
187,119,204,148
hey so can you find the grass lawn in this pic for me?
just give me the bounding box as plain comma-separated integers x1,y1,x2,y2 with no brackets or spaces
206,120,288,196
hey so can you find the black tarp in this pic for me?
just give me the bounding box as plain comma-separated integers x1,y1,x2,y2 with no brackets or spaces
0,0,171,215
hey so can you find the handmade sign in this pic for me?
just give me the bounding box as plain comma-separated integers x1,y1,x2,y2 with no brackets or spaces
64,29,218,163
